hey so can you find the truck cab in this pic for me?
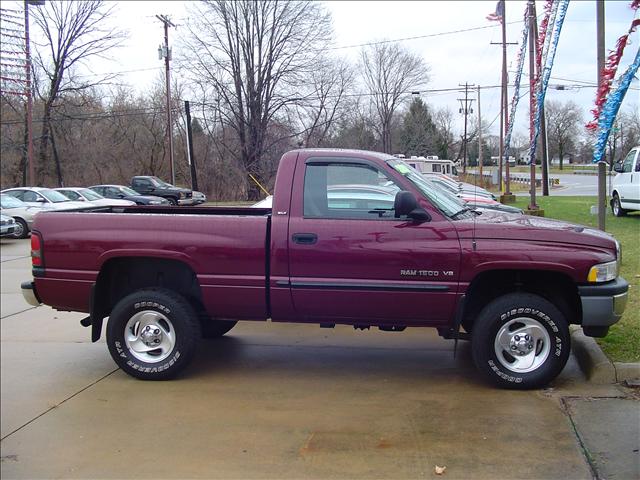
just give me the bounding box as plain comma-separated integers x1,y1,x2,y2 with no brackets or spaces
611,146,640,216
131,176,194,206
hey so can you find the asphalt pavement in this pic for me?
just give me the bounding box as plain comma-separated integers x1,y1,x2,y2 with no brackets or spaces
1,237,638,479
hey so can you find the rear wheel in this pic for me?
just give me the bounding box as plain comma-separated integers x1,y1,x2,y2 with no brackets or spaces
11,218,29,239
106,288,201,380
611,193,627,217
471,293,570,389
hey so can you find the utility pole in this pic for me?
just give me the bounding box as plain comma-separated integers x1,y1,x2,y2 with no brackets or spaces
157,14,176,185
184,100,199,192
477,85,483,181
491,4,517,198
596,0,606,231
527,0,538,211
457,82,475,174
530,1,550,196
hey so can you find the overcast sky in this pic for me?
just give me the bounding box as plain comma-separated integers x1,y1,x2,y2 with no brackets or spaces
11,0,640,138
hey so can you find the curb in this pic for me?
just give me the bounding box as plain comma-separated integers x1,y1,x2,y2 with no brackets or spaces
570,327,640,384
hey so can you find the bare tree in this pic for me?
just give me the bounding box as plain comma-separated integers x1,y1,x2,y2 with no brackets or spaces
31,0,126,186
433,107,456,160
546,100,582,170
183,0,332,200
360,42,429,153
295,57,354,148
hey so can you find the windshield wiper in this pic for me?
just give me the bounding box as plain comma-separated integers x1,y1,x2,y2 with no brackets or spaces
450,208,472,219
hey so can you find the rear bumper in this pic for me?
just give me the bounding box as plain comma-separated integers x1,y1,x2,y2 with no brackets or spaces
578,277,628,330
21,281,41,307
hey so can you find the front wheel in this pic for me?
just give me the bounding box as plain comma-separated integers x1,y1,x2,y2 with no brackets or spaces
611,193,627,217
11,218,29,239
167,197,178,206
106,288,201,380
471,293,570,389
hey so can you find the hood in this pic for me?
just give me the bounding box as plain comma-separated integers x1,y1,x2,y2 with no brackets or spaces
455,210,617,250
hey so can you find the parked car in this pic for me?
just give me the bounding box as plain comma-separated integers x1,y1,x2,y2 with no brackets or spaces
1,187,88,210
611,146,640,216
192,191,207,205
130,176,194,205
0,194,43,238
22,148,627,389
0,213,16,237
88,185,170,206
425,173,496,199
55,187,136,207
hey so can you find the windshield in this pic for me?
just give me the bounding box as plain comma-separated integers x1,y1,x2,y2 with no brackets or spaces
387,159,468,218
39,189,72,203
79,188,103,200
0,194,26,208
120,187,140,196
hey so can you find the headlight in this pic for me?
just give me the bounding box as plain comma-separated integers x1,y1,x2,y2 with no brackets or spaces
179,192,185,199
587,260,618,283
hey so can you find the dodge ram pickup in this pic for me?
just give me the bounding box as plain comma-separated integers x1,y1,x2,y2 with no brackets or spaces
22,149,629,388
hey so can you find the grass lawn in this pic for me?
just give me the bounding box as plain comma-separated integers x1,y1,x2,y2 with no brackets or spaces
512,196,640,363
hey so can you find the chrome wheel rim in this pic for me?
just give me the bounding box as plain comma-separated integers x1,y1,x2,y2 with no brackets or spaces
613,198,620,215
494,317,551,373
12,220,24,238
124,310,176,363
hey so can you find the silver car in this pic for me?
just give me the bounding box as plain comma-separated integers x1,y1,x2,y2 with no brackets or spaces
0,194,43,238
0,214,16,238
1,187,88,211
55,187,136,207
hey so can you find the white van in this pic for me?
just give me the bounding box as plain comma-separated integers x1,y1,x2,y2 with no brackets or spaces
611,146,640,216
405,156,458,178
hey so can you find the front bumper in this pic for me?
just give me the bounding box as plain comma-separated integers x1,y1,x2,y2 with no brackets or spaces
578,277,628,335
177,197,197,206
21,281,41,307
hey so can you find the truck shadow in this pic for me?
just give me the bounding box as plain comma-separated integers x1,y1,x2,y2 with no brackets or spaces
184,334,486,388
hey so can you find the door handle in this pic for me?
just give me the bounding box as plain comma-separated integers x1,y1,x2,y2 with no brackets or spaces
292,233,318,245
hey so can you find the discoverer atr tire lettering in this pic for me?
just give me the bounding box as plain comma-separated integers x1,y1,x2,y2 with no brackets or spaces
106,288,201,380
471,293,570,389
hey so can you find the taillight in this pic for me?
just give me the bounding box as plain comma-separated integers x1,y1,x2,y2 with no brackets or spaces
31,233,43,267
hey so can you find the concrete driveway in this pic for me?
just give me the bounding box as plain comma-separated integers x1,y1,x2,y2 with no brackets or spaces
1,237,637,479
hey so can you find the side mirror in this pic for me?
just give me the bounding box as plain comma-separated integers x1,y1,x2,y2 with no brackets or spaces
394,191,431,222
35,197,46,203
613,162,624,173
117,193,125,199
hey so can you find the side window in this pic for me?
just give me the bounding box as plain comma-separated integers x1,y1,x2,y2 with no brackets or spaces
63,191,79,200
91,187,103,195
23,191,40,202
5,190,23,200
303,162,401,220
433,164,441,173
622,150,636,173
107,187,120,197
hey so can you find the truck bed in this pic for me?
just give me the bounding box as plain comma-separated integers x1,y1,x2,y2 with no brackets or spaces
32,206,271,320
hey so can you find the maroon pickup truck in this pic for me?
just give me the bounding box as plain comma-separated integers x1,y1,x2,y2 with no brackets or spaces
22,149,628,388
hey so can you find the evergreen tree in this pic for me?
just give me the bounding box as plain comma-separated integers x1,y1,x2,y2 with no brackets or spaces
399,98,438,157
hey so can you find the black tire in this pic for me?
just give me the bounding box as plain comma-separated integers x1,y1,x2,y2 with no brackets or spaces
106,288,201,380
11,217,29,239
471,293,570,389
611,193,627,217
201,319,237,339
167,197,178,206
